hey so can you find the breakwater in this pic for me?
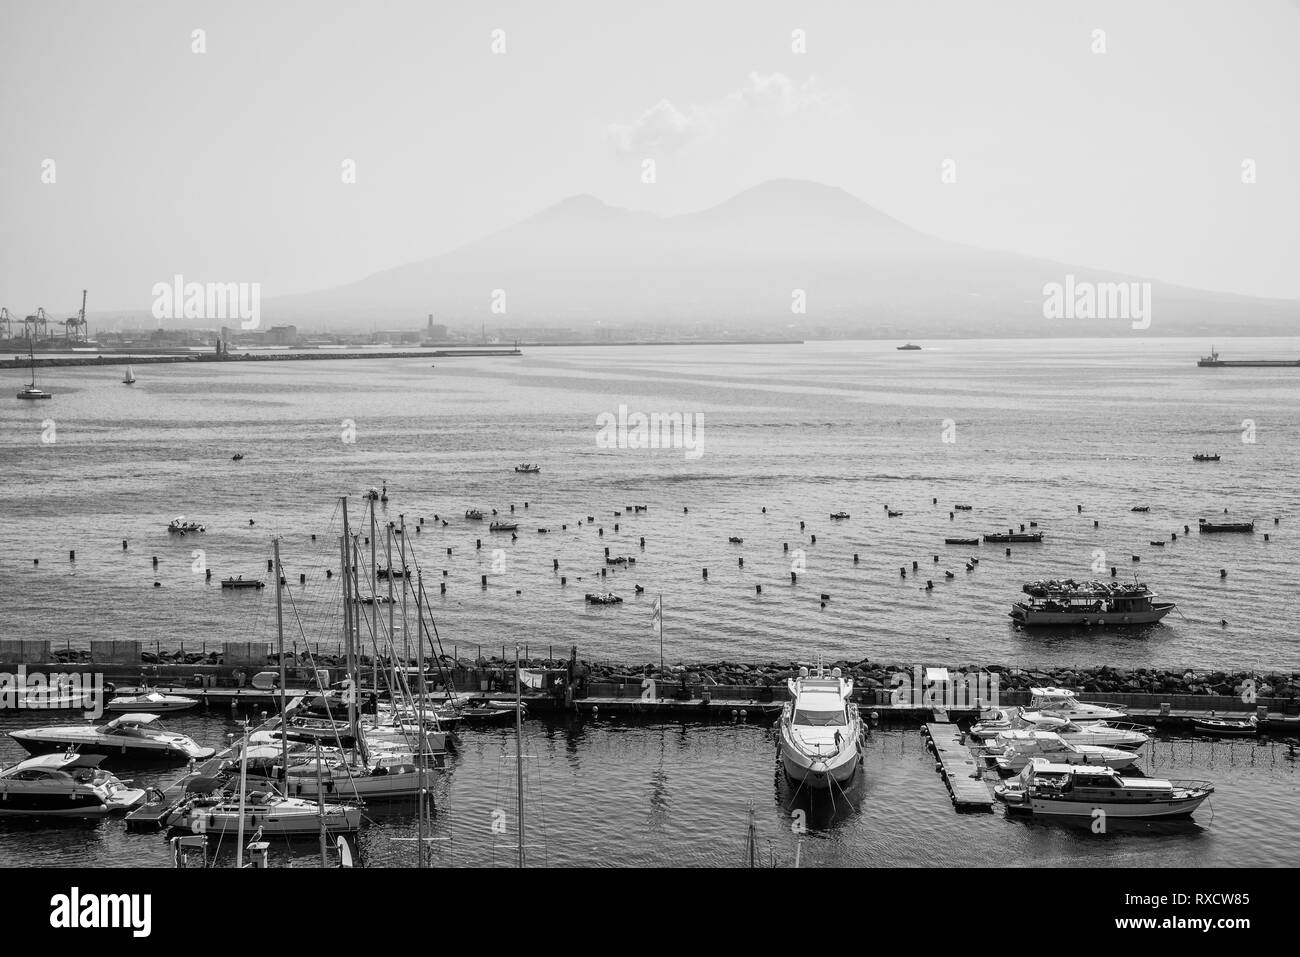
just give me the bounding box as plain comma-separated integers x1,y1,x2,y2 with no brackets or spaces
0,348,519,370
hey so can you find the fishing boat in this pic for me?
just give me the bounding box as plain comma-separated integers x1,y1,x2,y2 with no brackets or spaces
953,504,973,511
1198,518,1254,533
465,509,484,520
231,453,244,461
981,730,1139,775
0,752,145,817
896,344,921,350
514,464,541,473
15,338,51,400
105,690,199,714
490,521,518,532
1010,580,1174,627
168,516,205,533
777,664,863,788
829,512,850,519
9,713,215,760
945,537,980,545
221,576,265,589
994,759,1213,818
122,365,137,384
1192,453,1220,462
1130,506,1149,512
1193,714,1259,737
585,592,623,605
377,565,410,579
984,531,1043,543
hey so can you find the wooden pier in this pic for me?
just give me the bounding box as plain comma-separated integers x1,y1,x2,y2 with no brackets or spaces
923,721,995,810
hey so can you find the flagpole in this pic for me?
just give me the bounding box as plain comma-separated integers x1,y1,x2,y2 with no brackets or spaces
658,593,663,675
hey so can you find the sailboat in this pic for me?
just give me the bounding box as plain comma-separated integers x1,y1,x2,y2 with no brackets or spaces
16,338,51,400
122,365,137,384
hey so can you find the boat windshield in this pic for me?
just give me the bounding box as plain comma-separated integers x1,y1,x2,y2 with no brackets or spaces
793,708,846,727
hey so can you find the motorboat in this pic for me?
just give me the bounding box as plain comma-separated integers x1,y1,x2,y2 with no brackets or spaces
1193,714,1259,737
1198,518,1254,533
489,521,518,532
994,759,1213,818
514,464,541,473
585,592,623,605
982,730,1138,774
221,576,264,589
776,664,863,789
105,690,199,714
984,531,1043,543
969,708,1150,750
896,343,921,350
1192,453,1220,462
1026,687,1127,722
1011,582,1174,627
465,509,484,520
829,512,850,519
168,516,205,533
0,752,145,817
945,538,980,545
9,712,216,761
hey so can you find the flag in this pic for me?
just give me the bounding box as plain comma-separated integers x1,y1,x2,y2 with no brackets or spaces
651,596,661,634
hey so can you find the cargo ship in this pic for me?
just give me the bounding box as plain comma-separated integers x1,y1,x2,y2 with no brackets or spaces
1197,347,1300,368
1010,579,1175,627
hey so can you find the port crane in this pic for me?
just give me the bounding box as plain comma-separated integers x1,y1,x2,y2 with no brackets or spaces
63,290,88,341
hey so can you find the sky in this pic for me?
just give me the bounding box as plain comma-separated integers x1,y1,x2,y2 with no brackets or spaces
2,0,1298,317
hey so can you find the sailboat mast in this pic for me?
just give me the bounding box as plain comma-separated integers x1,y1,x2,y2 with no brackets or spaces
515,643,524,868
386,523,396,696
273,538,288,794
369,499,379,696
398,515,410,668
415,569,427,869
235,720,249,867
340,498,357,752
350,537,367,764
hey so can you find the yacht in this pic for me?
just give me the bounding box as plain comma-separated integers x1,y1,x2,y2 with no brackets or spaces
994,759,1213,818
245,749,441,802
776,664,863,789
969,708,1151,750
105,690,199,714
9,712,216,761
122,365,137,384
15,339,51,400
1024,687,1127,723
0,752,145,817
167,788,363,835
982,730,1139,775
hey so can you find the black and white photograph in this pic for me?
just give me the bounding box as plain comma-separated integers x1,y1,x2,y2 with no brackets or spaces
0,0,1294,925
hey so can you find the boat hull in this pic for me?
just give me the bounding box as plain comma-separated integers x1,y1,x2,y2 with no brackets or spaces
1014,793,1210,819
171,803,362,834
9,731,214,761
779,746,860,789
1011,603,1174,627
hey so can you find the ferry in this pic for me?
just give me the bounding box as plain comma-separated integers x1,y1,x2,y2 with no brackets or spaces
777,664,863,789
1010,580,1174,627
995,759,1213,819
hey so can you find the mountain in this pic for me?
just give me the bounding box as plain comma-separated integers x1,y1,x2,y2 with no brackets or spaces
263,179,1299,337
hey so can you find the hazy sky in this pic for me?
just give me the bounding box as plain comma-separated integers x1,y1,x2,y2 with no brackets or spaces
2,0,1298,315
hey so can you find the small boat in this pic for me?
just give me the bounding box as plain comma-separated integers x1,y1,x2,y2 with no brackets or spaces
352,594,392,605
9,712,215,761
953,504,973,511
1011,581,1173,627
1130,506,1149,512
1198,518,1254,533
122,365,137,384
105,690,200,714
585,592,623,605
981,730,1139,775
896,344,921,351
15,340,51,400
605,556,634,565
0,752,145,817
168,516,206,533
231,453,244,461
221,576,265,589
969,710,1152,750
887,510,903,517
728,536,744,543
984,531,1043,543
1024,687,1127,723
777,663,863,788
1193,714,1258,737
1192,453,1220,462
514,464,541,474
945,537,980,545
489,522,518,532
994,759,1213,819
168,788,363,835
464,509,484,520
365,488,380,501
376,565,410,579
829,512,850,519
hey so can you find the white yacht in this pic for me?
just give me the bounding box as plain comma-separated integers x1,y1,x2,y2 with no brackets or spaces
167,790,363,835
970,707,1150,750
9,713,215,761
777,664,863,789
1024,687,1128,723
0,752,145,817
983,730,1139,774
995,759,1213,819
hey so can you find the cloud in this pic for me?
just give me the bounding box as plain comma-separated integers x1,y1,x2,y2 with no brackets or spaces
607,73,840,154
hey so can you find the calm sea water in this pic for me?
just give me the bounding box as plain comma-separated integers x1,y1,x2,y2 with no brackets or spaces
1,711,1296,868
2,337,1298,672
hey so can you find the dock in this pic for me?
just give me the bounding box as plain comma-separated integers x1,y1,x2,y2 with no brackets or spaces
923,721,995,809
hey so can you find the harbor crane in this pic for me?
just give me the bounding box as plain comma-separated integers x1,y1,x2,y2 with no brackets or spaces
63,289,88,341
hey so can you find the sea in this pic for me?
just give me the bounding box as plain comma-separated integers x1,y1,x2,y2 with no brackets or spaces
1,337,1298,867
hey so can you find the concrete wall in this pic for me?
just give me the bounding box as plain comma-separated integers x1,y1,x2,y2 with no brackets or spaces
91,640,141,666
0,640,52,664
223,641,272,667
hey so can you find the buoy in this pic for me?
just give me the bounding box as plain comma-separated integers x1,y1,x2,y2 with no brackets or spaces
702,568,708,579
933,497,937,504
152,556,159,567
326,569,333,578
800,521,805,530
554,558,559,570
311,534,316,541
756,584,762,594
762,507,766,513
516,589,521,595
299,573,306,583
820,593,829,600
1005,548,1010,556
561,576,567,585
69,550,75,561
853,553,859,563
121,540,128,550
683,507,688,514
206,569,212,580
446,547,452,555
811,534,816,544
790,572,797,584
1094,520,1099,528
820,601,826,608
440,582,446,594
267,559,273,571
640,537,645,547
1220,568,1227,578
783,543,789,552
738,557,744,567
933,555,939,562
153,581,161,588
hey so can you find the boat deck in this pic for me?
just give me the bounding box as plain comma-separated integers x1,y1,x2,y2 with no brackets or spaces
924,722,995,809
